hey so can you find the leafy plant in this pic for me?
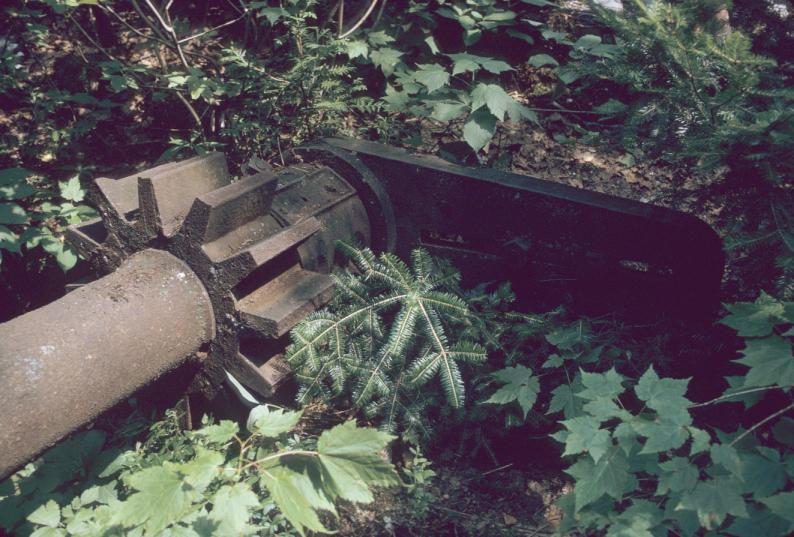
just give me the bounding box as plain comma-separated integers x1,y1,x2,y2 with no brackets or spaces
548,292,794,536
0,167,96,270
1,405,399,536
286,242,487,440
402,445,437,521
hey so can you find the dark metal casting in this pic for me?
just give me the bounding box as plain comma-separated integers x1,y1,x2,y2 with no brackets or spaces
0,138,724,479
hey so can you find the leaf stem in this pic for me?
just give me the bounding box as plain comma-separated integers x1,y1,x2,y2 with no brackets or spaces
729,401,794,447
689,385,791,408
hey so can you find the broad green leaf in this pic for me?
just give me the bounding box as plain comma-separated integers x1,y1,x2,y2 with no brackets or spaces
316,421,399,503
208,483,259,535
771,416,794,446
576,368,624,402
676,478,747,529
193,420,238,444
560,416,612,463
0,202,28,224
247,405,302,437
370,48,402,77
760,491,794,524
528,54,558,67
594,99,628,115
115,465,199,534
726,504,793,537
711,443,743,477
432,102,468,121
545,322,589,350
59,176,85,202
734,335,794,388
0,167,29,186
722,375,765,409
478,57,512,74
506,29,534,44
413,64,450,93
448,53,511,75
484,365,539,418
606,499,662,537
739,452,787,497
462,109,496,151
0,225,21,253
688,426,711,455
367,31,395,46
548,378,583,418
470,83,514,121
424,35,439,55
55,244,78,272
656,457,698,495
635,367,690,414
345,40,368,59
177,447,223,494
30,528,65,537
565,446,631,511
633,410,692,454
260,465,330,536
720,292,787,337
582,397,630,421
27,500,60,527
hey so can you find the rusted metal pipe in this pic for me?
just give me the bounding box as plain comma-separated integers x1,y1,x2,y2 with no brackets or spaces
0,249,214,479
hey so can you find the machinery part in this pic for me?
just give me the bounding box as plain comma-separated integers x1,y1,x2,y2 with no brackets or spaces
0,138,724,478
0,249,214,479
297,138,724,318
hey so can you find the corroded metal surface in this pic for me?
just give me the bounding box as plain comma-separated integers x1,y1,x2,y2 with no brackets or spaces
0,249,214,479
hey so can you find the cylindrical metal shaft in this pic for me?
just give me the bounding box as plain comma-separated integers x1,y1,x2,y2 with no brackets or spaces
0,249,214,479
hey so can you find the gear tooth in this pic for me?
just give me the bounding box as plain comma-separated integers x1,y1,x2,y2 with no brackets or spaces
65,217,108,258
182,171,278,244
236,264,334,338
231,351,292,399
136,152,230,237
215,216,322,286
94,176,139,223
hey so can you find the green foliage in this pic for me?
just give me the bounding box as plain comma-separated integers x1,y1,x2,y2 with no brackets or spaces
571,0,794,185
343,0,564,151
0,167,96,270
401,445,437,521
0,406,399,536
548,292,794,536
286,242,486,440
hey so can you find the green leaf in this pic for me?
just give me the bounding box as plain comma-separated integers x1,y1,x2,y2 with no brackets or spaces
27,499,61,527
370,48,402,77
576,368,624,402
247,405,302,437
0,225,21,253
734,335,794,388
711,443,743,477
0,167,30,186
470,83,515,121
55,244,78,272
633,411,692,454
413,64,450,93
177,447,223,494
484,365,539,418
634,367,690,414
688,427,711,455
548,377,583,418
208,483,259,535
506,29,534,44
345,40,369,59
528,54,558,68
676,478,747,529
760,491,794,524
565,446,631,511
114,465,199,534
560,416,612,463
462,109,496,151
260,465,331,536
448,53,511,75
58,176,85,202
739,451,787,497
606,499,663,537
0,168,35,200
432,101,468,121
720,292,788,337
656,457,698,495
726,503,793,537
0,202,28,224
30,529,66,537
193,420,238,444
771,416,794,446
367,31,395,46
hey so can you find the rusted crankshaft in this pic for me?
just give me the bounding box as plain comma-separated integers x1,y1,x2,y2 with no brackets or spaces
0,138,725,479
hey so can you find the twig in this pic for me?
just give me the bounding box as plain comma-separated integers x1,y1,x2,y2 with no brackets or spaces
689,385,791,408
730,401,794,447
338,0,380,39
178,12,248,43
480,463,513,477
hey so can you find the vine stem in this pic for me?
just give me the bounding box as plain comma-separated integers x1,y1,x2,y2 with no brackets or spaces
729,401,794,447
241,449,319,472
688,385,791,408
